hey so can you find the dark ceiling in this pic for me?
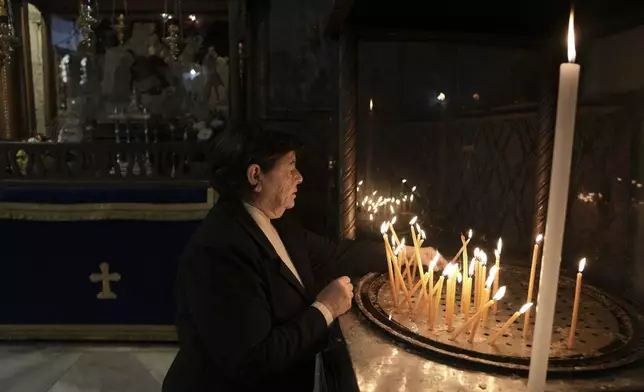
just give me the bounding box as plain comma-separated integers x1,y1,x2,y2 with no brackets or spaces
345,0,644,42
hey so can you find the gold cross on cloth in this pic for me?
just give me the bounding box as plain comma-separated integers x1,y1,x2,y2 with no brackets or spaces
89,262,121,299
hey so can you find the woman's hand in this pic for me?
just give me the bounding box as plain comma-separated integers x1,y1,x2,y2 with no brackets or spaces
405,245,447,271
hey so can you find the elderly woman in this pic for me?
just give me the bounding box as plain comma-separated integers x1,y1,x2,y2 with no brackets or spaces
163,125,441,392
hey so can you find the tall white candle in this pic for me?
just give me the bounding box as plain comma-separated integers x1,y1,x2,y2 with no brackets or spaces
528,10,581,392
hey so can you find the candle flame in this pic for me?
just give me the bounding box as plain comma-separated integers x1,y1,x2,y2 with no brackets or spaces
429,252,440,270
410,194,414,202
485,265,498,288
519,302,534,314
369,98,374,111
388,313,392,321
412,186,417,192
578,257,586,272
567,9,576,63
369,214,374,221
402,179,407,184
421,229,426,240
474,247,481,257
394,240,405,256
480,251,488,265
410,216,418,226
442,263,454,277
469,259,476,276
468,229,473,239
457,272,463,283
497,238,503,254
493,286,507,301
372,190,378,196
391,234,395,245
494,249,500,259
390,205,395,214
380,222,389,234
358,180,364,186
536,234,544,244
391,216,397,225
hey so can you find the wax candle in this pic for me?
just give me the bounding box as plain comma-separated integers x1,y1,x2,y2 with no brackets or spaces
381,222,398,305
460,229,473,312
389,216,400,245
482,265,499,326
473,248,481,310
409,217,424,280
489,302,533,345
463,260,476,314
450,286,506,341
399,237,413,286
430,263,451,330
568,258,586,349
478,251,488,309
446,265,459,331
493,238,502,313
528,11,582,391
392,240,412,308
426,252,439,322
523,234,544,339
413,251,439,314
448,272,462,331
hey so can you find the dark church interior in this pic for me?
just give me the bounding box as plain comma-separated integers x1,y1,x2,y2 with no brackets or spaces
2,0,644,390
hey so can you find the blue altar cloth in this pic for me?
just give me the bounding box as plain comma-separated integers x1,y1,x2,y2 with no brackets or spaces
0,184,214,340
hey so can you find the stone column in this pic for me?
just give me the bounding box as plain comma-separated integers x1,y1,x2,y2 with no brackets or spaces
338,32,357,240
533,51,558,239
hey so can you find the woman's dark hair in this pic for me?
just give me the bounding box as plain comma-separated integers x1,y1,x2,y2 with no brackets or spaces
209,123,302,198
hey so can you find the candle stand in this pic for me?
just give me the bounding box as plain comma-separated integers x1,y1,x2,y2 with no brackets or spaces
355,266,644,375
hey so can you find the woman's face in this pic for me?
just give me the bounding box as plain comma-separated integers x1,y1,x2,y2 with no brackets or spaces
248,151,303,219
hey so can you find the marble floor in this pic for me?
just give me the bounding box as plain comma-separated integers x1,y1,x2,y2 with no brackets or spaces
3,342,644,391
0,343,178,392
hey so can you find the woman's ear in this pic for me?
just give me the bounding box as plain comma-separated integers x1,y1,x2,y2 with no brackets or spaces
246,164,262,191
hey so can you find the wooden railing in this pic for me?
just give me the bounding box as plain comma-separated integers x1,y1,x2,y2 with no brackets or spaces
0,142,211,183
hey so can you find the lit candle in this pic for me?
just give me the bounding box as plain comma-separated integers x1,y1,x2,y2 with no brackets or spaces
482,265,499,326
568,258,586,349
381,222,398,305
393,241,412,309
430,263,451,330
426,251,439,321
473,248,481,309
523,234,544,339
463,260,476,314
389,216,400,245
489,302,533,345
409,216,423,280
447,272,462,331
493,238,502,313
399,237,413,286
450,286,506,341
528,10,581,391
446,265,459,330
449,229,473,265
478,251,488,309
460,229,473,312
413,251,440,314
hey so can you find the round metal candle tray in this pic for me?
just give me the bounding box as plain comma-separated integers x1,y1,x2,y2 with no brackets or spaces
355,266,644,375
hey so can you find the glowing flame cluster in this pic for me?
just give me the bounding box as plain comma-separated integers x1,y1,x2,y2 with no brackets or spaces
577,192,603,204
356,180,419,218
